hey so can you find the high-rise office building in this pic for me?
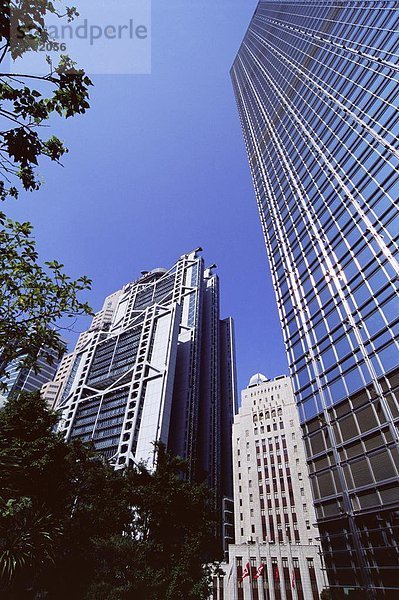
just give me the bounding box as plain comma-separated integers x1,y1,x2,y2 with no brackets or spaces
0,345,65,407
217,374,324,600
42,298,121,409
41,353,77,408
49,249,236,552
231,2,399,597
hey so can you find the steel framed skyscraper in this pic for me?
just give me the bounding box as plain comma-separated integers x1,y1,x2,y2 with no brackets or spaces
49,249,237,553
231,2,399,597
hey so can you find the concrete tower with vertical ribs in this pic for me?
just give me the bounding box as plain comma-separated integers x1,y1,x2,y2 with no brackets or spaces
218,374,324,600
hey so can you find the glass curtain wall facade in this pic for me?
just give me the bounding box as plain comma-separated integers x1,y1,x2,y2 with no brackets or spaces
53,249,237,553
231,2,399,597
0,345,65,406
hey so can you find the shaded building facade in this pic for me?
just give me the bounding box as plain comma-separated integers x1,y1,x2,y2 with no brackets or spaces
51,249,236,553
231,2,399,597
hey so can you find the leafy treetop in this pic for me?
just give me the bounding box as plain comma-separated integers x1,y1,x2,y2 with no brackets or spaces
0,211,92,385
0,0,92,199
0,392,218,600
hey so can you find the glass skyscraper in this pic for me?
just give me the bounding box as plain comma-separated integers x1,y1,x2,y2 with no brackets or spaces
49,249,237,553
0,345,64,407
231,2,399,597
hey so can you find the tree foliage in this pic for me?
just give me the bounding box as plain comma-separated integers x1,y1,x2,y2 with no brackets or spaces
0,1,93,383
0,498,61,590
0,212,92,384
0,392,217,599
0,0,92,198
89,446,218,600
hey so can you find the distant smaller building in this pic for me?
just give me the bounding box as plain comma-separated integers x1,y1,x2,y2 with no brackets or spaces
0,343,65,407
41,352,75,409
214,374,325,599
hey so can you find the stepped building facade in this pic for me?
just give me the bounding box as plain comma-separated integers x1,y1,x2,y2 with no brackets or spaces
214,374,325,600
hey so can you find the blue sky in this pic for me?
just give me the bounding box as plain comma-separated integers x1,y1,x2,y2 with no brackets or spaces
6,0,288,393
